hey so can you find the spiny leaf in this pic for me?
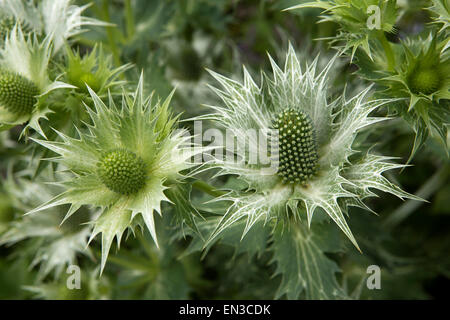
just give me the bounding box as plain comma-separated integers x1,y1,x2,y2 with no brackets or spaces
270,221,348,300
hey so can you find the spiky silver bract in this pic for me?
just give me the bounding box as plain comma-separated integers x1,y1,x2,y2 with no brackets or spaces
0,0,108,54
205,45,421,251
28,75,203,273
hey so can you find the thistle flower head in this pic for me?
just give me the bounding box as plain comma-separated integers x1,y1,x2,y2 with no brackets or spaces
0,0,41,35
205,45,421,250
408,67,441,95
29,75,203,273
0,26,73,134
376,34,450,159
64,45,131,96
397,35,450,103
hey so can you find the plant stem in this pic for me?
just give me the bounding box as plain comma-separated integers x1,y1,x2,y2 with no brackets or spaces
100,0,121,67
377,31,395,72
383,165,448,229
94,250,149,272
192,180,227,197
124,0,135,41
136,231,159,263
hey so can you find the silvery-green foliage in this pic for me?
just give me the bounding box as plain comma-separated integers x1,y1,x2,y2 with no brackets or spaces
0,0,107,53
0,168,91,280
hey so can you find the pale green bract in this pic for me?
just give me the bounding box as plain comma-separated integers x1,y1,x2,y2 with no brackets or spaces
205,45,422,253
28,75,204,273
428,0,450,50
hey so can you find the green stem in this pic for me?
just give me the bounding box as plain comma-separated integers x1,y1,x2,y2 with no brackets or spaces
383,165,448,229
377,31,395,72
124,0,135,41
100,0,121,67
192,180,227,197
94,250,149,272
136,231,159,263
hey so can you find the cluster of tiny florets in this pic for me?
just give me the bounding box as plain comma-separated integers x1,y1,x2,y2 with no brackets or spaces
97,149,147,195
0,70,39,115
274,108,318,185
408,67,441,95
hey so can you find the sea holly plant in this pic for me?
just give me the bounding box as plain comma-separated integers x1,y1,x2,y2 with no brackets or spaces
58,44,132,122
348,33,449,160
352,32,449,160
0,0,448,301
376,34,450,159
27,75,203,272
0,26,74,135
63,45,131,98
201,45,422,298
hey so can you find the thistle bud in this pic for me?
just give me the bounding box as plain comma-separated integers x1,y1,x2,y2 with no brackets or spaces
408,67,441,95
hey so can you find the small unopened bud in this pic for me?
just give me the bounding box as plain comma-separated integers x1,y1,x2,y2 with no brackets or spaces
408,68,441,95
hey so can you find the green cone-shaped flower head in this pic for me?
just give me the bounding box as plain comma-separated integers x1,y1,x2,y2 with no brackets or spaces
399,36,450,102
386,35,450,106
97,149,147,195
274,108,318,184
0,69,39,115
